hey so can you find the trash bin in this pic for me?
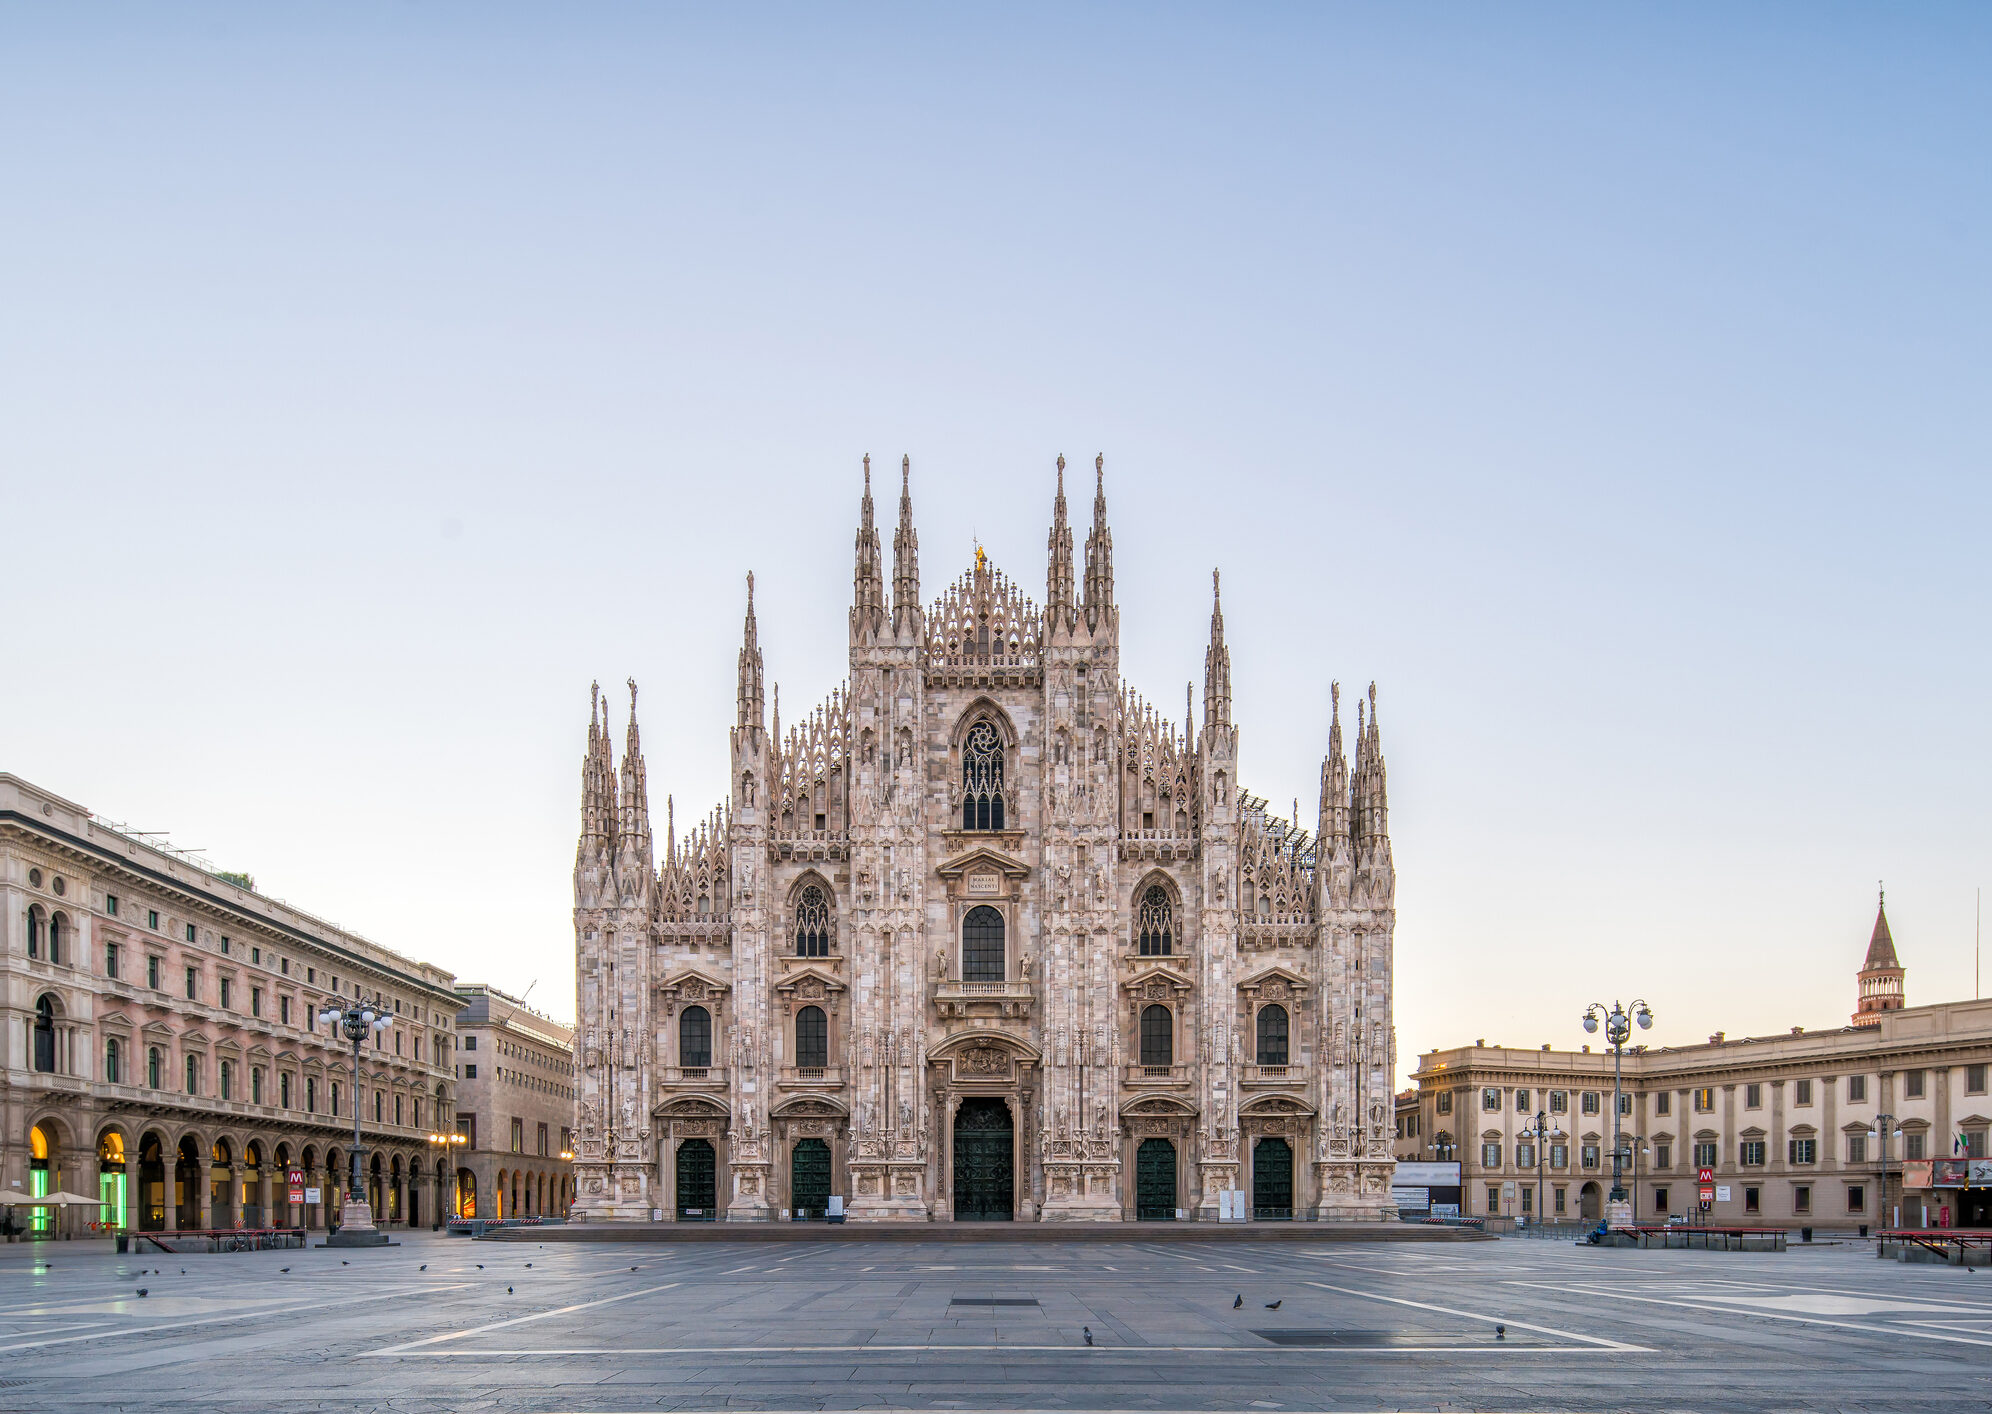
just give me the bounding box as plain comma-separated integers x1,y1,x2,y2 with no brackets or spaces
1859,1224,1869,1238
115,1233,129,1254
1801,1227,1812,1243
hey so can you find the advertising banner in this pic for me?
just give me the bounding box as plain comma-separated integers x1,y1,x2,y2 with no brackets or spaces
1902,1160,1934,1190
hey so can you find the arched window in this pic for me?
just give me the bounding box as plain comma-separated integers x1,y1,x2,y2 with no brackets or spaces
961,721,1005,831
795,1006,828,1069
1140,1004,1173,1067
105,1037,122,1084
1258,893,1273,919
26,905,42,960
47,912,64,966
1256,1005,1290,1066
679,1006,712,1069
33,995,56,1073
1241,881,1255,917
961,905,1005,983
794,885,832,957
1138,886,1174,956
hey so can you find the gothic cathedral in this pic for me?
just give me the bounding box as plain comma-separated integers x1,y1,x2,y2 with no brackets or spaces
572,457,1399,1223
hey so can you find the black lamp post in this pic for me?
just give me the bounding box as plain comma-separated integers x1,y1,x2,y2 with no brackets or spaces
1522,1110,1564,1228
1583,1000,1652,1209
320,998,393,1248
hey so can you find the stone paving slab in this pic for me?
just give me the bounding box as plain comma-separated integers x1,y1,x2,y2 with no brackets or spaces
3,1230,1991,1411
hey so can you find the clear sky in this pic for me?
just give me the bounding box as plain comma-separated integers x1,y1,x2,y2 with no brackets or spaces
5,6,1988,1079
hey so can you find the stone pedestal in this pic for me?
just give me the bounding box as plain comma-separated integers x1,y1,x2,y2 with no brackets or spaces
846,1162,930,1221
1606,1198,1634,1228
1309,1160,1401,1222
322,1197,393,1248
1038,1162,1122,1222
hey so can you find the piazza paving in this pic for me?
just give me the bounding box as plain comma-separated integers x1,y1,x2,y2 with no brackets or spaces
1,1229,1988,1411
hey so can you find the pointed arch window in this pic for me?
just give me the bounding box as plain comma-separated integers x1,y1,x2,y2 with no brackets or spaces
1256,1005,1290,1066
1140,1004,1173,1067
679,1006,712,1069
1137,886,1174,956
794,885,832,957
796,1006,828,1069
961,721,1005,831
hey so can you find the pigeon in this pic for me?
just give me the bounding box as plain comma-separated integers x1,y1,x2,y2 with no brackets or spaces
476,1263,484,1269
420,1264,428,1272
525,1263,533,1268
1495,1325,1506,1340
341,1260,350,1267
136,1288,148,1297
1232,1294,1243,1309
180,1269,187,1275
280,1267,291,1274
507,1285,514,1294
1082,1326,1094,1346
630,1266,639,1272
1264,1300,1282,1310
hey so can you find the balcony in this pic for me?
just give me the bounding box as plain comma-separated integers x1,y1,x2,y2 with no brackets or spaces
660,1065,729,1091
1122,1064,1190,1090
1241,1064,1304,1089
934,980,1035,1023
778,1065,846,1089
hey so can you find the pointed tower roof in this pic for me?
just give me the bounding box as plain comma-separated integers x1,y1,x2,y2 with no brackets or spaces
1083,453,1114,629
892,454,921,634
1203,568,1231,727
618,677,652,864
580,679,618,844
1853,885,1907,1026
1865,890,1901,970
851,455,886,640
736,572,765,731
1046,454,1075,631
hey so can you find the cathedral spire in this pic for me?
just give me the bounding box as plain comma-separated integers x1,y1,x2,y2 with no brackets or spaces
892,454,922,634
579,677,621,860
1047,453,1075,630
1319,681,1349,845
851,454,886,640
580,680,616,844
1083,453,1114,630
1203,569,1231,727
618,677,652,867
736,572,765,732
1353,682,1388,841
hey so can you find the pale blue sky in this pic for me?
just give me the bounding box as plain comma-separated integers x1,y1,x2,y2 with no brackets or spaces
4,6,1987,1076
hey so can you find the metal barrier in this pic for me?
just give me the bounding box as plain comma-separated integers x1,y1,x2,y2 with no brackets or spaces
132,1228,308,1254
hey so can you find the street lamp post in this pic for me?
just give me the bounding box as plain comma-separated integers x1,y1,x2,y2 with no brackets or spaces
1868,1113,1903,1230
1521,1110,1565,1230
319,998,395,1248
1583,1000,1653,1223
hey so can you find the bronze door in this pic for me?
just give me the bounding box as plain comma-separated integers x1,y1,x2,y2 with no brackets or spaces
952,1098,1014,1220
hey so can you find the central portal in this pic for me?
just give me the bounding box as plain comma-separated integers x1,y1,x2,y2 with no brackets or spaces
952,1098,1015,1221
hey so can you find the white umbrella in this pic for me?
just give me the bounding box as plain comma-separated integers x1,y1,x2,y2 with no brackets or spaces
0,1191,101,1206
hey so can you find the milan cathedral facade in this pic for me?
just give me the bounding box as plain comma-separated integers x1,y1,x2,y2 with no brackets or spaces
572,457,1398,1223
